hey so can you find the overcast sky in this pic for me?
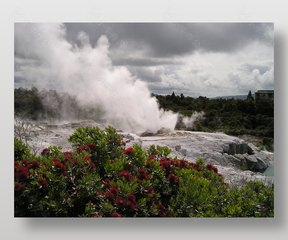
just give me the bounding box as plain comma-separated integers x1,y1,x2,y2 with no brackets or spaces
14,22,274,98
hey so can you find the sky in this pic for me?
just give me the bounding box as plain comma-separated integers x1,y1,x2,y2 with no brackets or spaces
14,22,274,98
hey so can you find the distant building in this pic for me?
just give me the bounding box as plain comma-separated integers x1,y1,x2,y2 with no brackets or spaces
254,90,274,101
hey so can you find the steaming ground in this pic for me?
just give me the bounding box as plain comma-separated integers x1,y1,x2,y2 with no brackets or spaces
15,23,178,134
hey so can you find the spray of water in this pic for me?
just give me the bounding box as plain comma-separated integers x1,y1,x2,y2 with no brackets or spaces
14,23,178,133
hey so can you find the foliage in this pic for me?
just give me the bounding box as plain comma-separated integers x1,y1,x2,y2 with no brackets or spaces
155,91,274,139
14,137,30,162
14,87,104,122
15,126,274,217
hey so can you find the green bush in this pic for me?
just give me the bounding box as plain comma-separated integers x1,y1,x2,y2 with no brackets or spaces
14,137,30,162
14,126,274,217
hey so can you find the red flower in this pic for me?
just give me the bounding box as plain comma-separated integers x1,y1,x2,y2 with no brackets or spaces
16,171,29,180
149,156,155,160
38,178,48,189
91,215,99,218
30,160,39,169
119,171,131,181
218,174,222,177
54,161,62,169
115,198,125,207
88,203,94,208
83,156,90,162
154,148,157,154
53,161,66,174
189,162,197,168
222,182,229,187
97,191,105,195
64,195,69,199
89,162,95,170
40,148,49,156
14,183,25,193
110,188,119,196
173,161,180,167
205,164,213,170
61,164,66,173
145,161,152,168
212,167,218,173
77,146,90,153
103,183,111,189
138,168,148,180
17,166,29,173
72,160,78,166
125,201,135,212
196,167,202,172
122,142,126,146
110,213,121,217
105,192,115,202
64,156,72,161
124,147,133,155
157,205,165,211
104,178,111,183
64,152,73,156
137,179,142,184
160,160,169,168
14,162,19,167
127,194,136,204
168,174,178,184
180,160,188,167
21,159,29,167
88,143,97,149
110,160,115,163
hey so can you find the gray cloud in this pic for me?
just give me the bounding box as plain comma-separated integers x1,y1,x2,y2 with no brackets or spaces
112,57,181,67
241,64,271,74
128,67,163,83
64,23,273,57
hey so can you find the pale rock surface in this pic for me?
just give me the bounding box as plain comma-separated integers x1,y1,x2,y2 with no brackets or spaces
18,120,274,188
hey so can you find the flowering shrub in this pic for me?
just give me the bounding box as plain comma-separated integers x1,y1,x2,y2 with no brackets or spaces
14,126,274,217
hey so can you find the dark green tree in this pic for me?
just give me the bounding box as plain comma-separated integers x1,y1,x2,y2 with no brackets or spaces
246,90,254,101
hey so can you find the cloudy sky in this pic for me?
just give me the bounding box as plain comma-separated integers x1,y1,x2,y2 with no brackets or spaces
14,22,274,98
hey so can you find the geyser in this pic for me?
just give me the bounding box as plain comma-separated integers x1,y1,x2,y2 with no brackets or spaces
14,23,178,133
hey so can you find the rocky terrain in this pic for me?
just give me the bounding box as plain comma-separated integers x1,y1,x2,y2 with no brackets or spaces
15,119,274,189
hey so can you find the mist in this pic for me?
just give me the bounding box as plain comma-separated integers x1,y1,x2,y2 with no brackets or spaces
14,23,178,133
182,111,205,129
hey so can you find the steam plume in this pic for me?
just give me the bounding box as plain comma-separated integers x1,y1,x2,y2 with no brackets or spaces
15,23,178,133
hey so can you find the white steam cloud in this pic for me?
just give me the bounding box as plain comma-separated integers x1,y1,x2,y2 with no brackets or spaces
182,111,205,129
14,23,178,133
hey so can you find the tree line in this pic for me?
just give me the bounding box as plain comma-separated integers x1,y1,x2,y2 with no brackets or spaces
154,91,274,140
14,87,104,122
